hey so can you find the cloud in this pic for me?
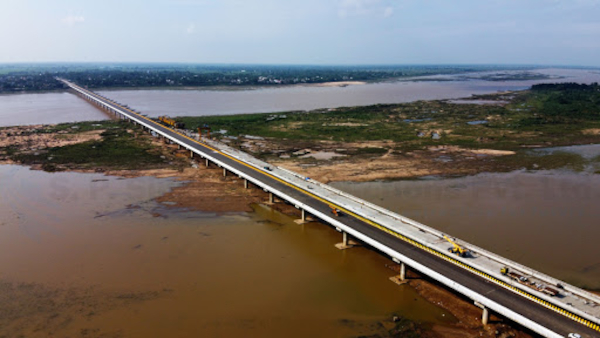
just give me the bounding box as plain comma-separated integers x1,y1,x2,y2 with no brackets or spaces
383,6,394,17
62,15,85,26
186,23,196,34
338,0,380,17
338,0,397,18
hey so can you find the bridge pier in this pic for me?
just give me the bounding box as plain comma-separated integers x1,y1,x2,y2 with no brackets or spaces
190,150,194,158
223,168,227,177
294,208,308,224
244,179,248,189
389,261,409,285
267,192,274,204
205,158,210,167
475,302,489,326
400,262,406,281
335,231,355,250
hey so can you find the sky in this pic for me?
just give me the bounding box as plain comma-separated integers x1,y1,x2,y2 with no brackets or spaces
1,0,599,66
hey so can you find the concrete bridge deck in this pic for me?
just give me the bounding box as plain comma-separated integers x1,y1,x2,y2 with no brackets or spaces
59,78,600,338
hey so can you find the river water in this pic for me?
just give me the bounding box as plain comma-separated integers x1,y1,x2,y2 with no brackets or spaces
1,68,600,127
332,168,600,290
0,165,454,337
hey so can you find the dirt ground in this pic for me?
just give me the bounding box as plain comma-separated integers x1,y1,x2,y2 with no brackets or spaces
0,125,104,156
270,143,515,183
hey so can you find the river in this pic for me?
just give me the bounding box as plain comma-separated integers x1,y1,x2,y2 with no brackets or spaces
0,165,454,337
332,168,600,290
1,68,600,127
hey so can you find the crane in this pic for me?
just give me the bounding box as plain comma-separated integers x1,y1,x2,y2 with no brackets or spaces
443,235,469,257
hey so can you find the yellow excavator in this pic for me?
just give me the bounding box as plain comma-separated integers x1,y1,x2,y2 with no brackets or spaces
443,235,469,257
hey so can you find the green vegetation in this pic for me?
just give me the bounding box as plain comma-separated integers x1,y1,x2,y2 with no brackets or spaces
180,83,600,152
175,83,600,174
10,121,184,171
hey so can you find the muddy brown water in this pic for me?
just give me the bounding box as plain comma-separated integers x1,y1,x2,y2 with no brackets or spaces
0,165,455,337
98,68,600,118
2,68,600,127
332,169,600,290
0,92,109,127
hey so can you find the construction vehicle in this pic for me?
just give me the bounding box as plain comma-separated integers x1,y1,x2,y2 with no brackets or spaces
330,206,341,217
443,235,469,257
158,116,185,129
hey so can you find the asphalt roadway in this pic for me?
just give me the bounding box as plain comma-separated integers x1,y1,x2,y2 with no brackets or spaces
69,84,599,338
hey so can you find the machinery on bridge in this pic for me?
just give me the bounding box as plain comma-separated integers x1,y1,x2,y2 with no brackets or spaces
443,235,470,257
158,116,185,129
330,206,342,217
500,267,560,297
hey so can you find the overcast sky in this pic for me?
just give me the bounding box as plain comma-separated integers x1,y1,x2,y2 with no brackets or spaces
1,0,599,66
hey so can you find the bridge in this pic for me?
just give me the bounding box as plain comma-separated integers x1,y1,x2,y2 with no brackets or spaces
59,78,600,338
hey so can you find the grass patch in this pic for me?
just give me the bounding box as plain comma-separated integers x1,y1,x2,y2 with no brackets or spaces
13,127,173,171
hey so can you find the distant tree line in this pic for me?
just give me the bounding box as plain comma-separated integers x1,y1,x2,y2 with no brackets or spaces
522,82,600,125
531,82,599,92
0,64,529,93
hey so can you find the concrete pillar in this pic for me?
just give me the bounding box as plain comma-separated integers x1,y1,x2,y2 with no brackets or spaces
205,158,209,167
400,263,406,281
482,307,489,326
244,179,248,189
269,192,274,204
178,144,181,150
294,208,308,224
474,302,489,326
335,232,353,250
190,150,194,158
223,168,227,177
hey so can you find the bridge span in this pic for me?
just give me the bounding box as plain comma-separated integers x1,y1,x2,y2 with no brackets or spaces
59,78,600,338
